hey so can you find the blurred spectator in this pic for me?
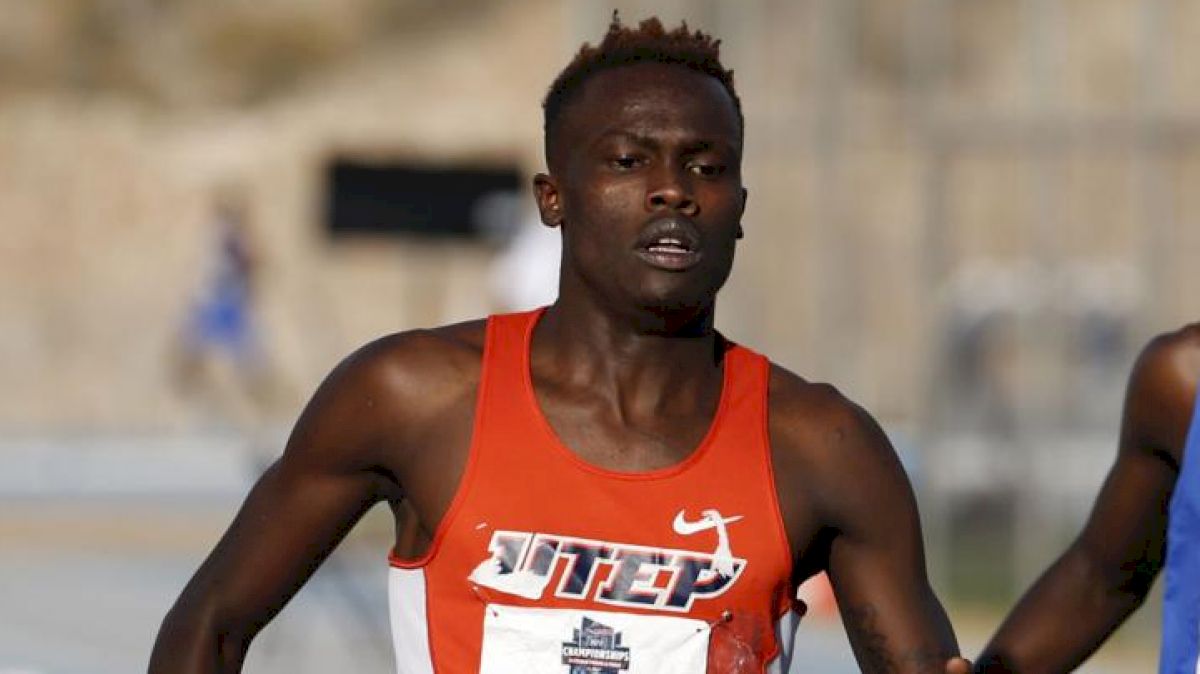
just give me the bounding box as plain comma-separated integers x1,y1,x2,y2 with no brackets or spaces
171,188,272,429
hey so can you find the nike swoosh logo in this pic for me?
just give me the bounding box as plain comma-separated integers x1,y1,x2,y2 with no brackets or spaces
672,509,744,536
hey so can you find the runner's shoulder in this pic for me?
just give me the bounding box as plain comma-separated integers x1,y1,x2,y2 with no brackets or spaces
1142,322,1200,367
767,363,894,470
1123,324,1200,455
1131,323,1200,405
316,318,488,420
766,363,914,528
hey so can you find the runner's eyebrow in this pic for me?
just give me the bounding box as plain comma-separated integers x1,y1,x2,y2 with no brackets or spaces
594,130,658,149
593,130,736,157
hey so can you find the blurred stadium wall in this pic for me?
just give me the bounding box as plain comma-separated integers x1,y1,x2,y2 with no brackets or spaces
0,0,1197,618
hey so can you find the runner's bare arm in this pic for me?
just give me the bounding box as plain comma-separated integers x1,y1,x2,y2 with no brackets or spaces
823,401,961,673
771,376,961,674
974,329,1199,673
148,330,473,674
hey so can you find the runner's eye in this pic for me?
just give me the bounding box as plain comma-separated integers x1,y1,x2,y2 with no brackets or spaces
687,162,724,177
610,155,644,170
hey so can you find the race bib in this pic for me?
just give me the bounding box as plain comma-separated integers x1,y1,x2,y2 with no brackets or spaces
478,604,710,673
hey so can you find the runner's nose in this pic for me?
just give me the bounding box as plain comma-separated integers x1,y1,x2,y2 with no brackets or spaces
646,166,698,217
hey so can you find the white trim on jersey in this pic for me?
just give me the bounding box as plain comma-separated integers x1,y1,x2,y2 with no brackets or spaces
388,567,435,674
765,609,798,674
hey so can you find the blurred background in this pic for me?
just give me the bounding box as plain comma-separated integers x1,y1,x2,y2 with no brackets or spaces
2,0,1196,671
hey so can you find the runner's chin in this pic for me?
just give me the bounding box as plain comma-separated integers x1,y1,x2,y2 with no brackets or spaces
630,259,732,314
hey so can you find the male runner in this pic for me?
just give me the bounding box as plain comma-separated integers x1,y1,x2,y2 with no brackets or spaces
151,17,966,673
974,324,1200,672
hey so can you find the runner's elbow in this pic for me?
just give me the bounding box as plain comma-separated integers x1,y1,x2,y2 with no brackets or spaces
1070,543,1159,611
151,599,254,673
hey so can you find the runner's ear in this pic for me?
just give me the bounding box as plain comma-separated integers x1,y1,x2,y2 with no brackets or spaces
533,173,564,228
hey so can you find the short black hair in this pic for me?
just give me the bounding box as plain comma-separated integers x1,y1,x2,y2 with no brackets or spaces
542,14,742,161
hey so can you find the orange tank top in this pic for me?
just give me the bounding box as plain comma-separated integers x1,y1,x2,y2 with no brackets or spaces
388,309,796,674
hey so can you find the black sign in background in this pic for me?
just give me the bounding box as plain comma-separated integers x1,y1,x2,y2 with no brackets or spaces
325,160,520,238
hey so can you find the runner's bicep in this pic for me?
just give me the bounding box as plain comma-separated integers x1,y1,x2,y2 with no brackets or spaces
1073,448,1172,585
821,419,958,671
1070,341,1186,580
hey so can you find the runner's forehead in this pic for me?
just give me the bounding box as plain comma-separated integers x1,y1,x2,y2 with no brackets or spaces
562,64,741,149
